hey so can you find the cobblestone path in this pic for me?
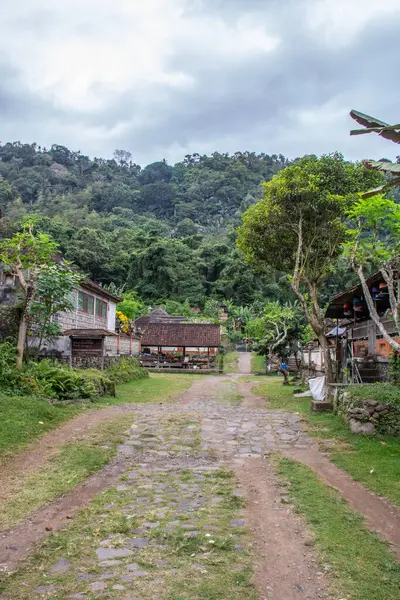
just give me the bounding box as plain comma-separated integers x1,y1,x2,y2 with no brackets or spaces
3,376,326,600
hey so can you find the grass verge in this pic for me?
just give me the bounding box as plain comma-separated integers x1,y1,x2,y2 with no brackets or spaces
251,354,265,373
276,456,400,600
254,377,400,506
0,416,128,530
0,394,79,459
224,351,239,373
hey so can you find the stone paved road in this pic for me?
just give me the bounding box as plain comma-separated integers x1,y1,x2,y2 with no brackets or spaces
4,373,326,600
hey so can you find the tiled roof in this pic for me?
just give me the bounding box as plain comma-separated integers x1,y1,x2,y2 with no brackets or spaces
140,323,221,347
63,328,118,337
135,308,187,328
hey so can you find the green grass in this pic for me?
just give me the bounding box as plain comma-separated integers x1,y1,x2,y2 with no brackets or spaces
0,394,79,459
0,417,128,529
251,354,265,373
97,372,193,405
277,457,400,600
224,351,239,373
0,374,192,460
254,377,400,505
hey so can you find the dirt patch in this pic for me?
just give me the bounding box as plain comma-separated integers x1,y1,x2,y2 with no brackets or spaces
234,457,331,600
286,446,400,560
238,380,266,409
238,352,252,374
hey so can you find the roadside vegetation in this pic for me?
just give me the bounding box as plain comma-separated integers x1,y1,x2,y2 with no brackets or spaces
254,376,400,505
277,457,400,600
224,351,239,373
0,417,128,530
251,354,265,373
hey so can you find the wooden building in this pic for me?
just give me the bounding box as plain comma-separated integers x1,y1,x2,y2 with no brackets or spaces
325,273,395,382
136,309,221,369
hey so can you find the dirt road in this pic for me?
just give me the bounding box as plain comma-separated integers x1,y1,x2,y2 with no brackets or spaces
1,360,399,599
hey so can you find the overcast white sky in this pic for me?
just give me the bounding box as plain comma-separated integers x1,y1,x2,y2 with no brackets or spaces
1,0,399,165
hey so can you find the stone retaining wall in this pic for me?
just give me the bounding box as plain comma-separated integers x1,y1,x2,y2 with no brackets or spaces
334,387,400,436
60,355,127,370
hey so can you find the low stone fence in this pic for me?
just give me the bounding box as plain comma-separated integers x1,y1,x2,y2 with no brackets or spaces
148,367,221,374
60,355,128,370
333,386,400,436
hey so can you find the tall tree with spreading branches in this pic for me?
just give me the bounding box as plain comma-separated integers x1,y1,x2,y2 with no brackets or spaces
238,153,382,383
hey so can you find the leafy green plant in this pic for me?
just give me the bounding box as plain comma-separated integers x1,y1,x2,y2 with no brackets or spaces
389,351,400,386
348,383,400,407
105,357,148,384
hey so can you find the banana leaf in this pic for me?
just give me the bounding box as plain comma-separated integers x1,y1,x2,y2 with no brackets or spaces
350,110,400,144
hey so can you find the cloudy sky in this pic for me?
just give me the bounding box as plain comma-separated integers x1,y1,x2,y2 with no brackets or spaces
1,0,399,165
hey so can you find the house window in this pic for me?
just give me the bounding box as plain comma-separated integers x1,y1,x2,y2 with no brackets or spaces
78,291,95,314
96,298,108,319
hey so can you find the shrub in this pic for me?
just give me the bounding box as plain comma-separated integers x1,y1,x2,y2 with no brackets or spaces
80,369,116,397
23,360,99,401
348,383,400,408
105,357,148,384
0,343,146,402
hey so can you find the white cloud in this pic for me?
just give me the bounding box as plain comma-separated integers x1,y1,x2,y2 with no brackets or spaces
0,0,399,162
306,0,400,46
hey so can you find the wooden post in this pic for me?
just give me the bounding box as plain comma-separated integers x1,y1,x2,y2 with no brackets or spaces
368,319,376,356
207,347,210,369
130,335,132,356
101,336,105,371
158,346,161,368
69,336,73,368
117,334,120,355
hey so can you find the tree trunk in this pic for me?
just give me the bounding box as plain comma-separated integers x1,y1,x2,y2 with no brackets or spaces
16,309,28,369
16,286,34,369
319,334,333,384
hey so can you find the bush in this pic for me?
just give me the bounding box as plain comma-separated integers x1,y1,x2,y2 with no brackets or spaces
348,383,400,408
105,357,148,384
0,343,147,401
80,369,116,397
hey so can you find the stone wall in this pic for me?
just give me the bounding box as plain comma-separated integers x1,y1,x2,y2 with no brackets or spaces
0,306,19,341
60,355,127,370
334,387,400,436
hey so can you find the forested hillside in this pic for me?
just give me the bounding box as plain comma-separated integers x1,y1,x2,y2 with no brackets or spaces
0,142,294,306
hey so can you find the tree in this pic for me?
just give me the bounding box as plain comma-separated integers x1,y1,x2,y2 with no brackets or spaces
238,154,382,383
128,239,205,303
246,302,294,383
117,292,147,321
113,149,132,166
0,220,59,368
29,262,81,353
344,195,400,351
